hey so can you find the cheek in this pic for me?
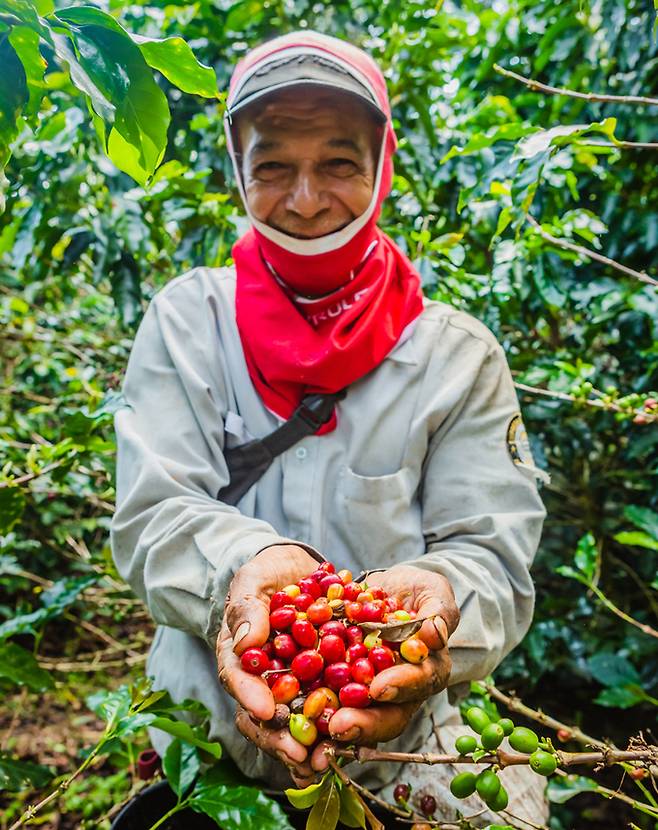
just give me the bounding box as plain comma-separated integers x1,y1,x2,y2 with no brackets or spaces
338,180,374,215
243,181,279,221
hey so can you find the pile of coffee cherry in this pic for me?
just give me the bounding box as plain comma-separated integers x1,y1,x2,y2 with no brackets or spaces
240,560,429,747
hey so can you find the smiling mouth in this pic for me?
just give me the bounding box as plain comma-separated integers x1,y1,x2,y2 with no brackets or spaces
269,219,353,239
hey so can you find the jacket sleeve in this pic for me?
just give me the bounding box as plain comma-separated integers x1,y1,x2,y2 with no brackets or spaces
110,290,314,646
405,339,547,687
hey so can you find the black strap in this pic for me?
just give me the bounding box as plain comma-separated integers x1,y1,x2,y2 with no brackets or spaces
217,390,346,506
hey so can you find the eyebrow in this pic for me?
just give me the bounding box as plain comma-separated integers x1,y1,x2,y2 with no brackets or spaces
250,137,363,155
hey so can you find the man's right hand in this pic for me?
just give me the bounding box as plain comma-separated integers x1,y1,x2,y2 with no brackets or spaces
216,544,324,785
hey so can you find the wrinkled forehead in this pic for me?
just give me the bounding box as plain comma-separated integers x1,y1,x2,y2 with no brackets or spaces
234,89,384,156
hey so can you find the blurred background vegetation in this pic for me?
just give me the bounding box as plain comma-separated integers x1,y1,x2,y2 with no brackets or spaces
1,0,657,827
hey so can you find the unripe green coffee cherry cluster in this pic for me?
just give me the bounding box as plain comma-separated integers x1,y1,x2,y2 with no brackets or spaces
449,706,557,812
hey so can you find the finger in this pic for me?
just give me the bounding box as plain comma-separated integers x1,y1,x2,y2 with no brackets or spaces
329,701,420,743
310,740,334,772
369,651,451,704
235,706,309,767
217,619,276,721
225,572,271,655
414,591,459,650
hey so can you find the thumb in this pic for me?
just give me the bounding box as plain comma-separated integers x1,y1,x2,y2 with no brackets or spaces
225,559,274,655
415,592,459,652
226,590,271,655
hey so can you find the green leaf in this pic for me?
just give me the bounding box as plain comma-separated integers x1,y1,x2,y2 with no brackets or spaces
587,653,640,688
594,686,646,709
547,774,598,804
190,767,293,830
285,776,328,809
0,31,27,166
0,486,26,535
134,36,218,98
149,717,222,759
0,575,96,640
441,122,534,163
622,505,658,540
54,7,170,184
163,739,200,799
109,253,142,327
338,785,366,828
0,751,53,792
613,531,658,551
0,642,54,691
513,119,617,160
573,532,597,581
307,777,340,830
8,25,46,121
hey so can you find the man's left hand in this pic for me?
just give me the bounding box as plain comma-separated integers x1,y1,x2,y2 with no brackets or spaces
311,565,459,771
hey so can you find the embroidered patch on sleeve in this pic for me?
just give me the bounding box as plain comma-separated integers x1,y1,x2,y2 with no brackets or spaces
506,413,551,484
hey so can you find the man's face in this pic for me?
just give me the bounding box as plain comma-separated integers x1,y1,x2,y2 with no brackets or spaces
235,90,381,240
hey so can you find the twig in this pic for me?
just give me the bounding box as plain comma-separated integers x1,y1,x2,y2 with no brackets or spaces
585,582,658,640
483,682,611,749
334,745,656,767
0,461,66,488
526,214,658,287
493,64,658,107
512,380,658,423
38,652,147,672
326,753,413,825
63,612,145,659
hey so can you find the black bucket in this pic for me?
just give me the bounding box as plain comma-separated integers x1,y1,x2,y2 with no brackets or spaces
111,780,406,830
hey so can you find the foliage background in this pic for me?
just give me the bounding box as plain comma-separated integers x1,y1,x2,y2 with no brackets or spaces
1,0,658,827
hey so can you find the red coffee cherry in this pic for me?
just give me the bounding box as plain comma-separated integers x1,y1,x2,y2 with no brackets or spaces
319,621,347,640
369,645,396,673
307,601,333,625
345,626,364,645
350,658,375,685
315,706,337,735
319,634,346,665
294,592,315,612
420,795,437,817
291,650,324,683
317,561,336,575
346,643,368,663
360,600,385,622
270,591,293,611
323,662,351,691
291,619,318,648
271,673,300,704
394,783,411,803
240,647,271,676
342,582,363,601
273,633,298,661
298,577,322,599
269,607,296,631
339,682,370,708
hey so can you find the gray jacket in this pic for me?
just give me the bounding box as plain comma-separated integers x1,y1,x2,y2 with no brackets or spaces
110,266,546,789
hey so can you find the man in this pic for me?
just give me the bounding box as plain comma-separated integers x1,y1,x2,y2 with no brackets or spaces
111,30,548,825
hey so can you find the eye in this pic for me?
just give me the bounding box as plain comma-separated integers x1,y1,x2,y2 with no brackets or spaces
254,161,289,180
325,158,358,176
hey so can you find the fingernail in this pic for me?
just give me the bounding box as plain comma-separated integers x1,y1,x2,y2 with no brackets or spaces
433,617,448,645
234,621,250,647
333,727,361,741
377,686,398,702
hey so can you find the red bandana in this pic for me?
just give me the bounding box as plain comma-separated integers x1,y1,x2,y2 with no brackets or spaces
226,32,424,431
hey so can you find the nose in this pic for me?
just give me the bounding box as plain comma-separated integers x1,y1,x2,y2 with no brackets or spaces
285,168,329,219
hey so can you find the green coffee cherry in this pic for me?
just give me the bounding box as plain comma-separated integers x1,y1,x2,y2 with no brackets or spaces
450,771,477,799
487,783,509,812
455,735,478,755
481,722,505,751
465,706,490,734
529,749,558,776
509,726,539,754
498,718,514,736
476,768,500,801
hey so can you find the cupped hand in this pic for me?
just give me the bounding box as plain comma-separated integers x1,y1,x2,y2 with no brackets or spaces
216,544,321,782
318,564,458,765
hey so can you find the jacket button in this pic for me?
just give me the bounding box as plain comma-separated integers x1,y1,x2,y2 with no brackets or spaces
295,447,307,460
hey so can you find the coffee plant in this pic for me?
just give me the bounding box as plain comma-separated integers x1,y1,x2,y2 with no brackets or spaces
1,0,657,828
